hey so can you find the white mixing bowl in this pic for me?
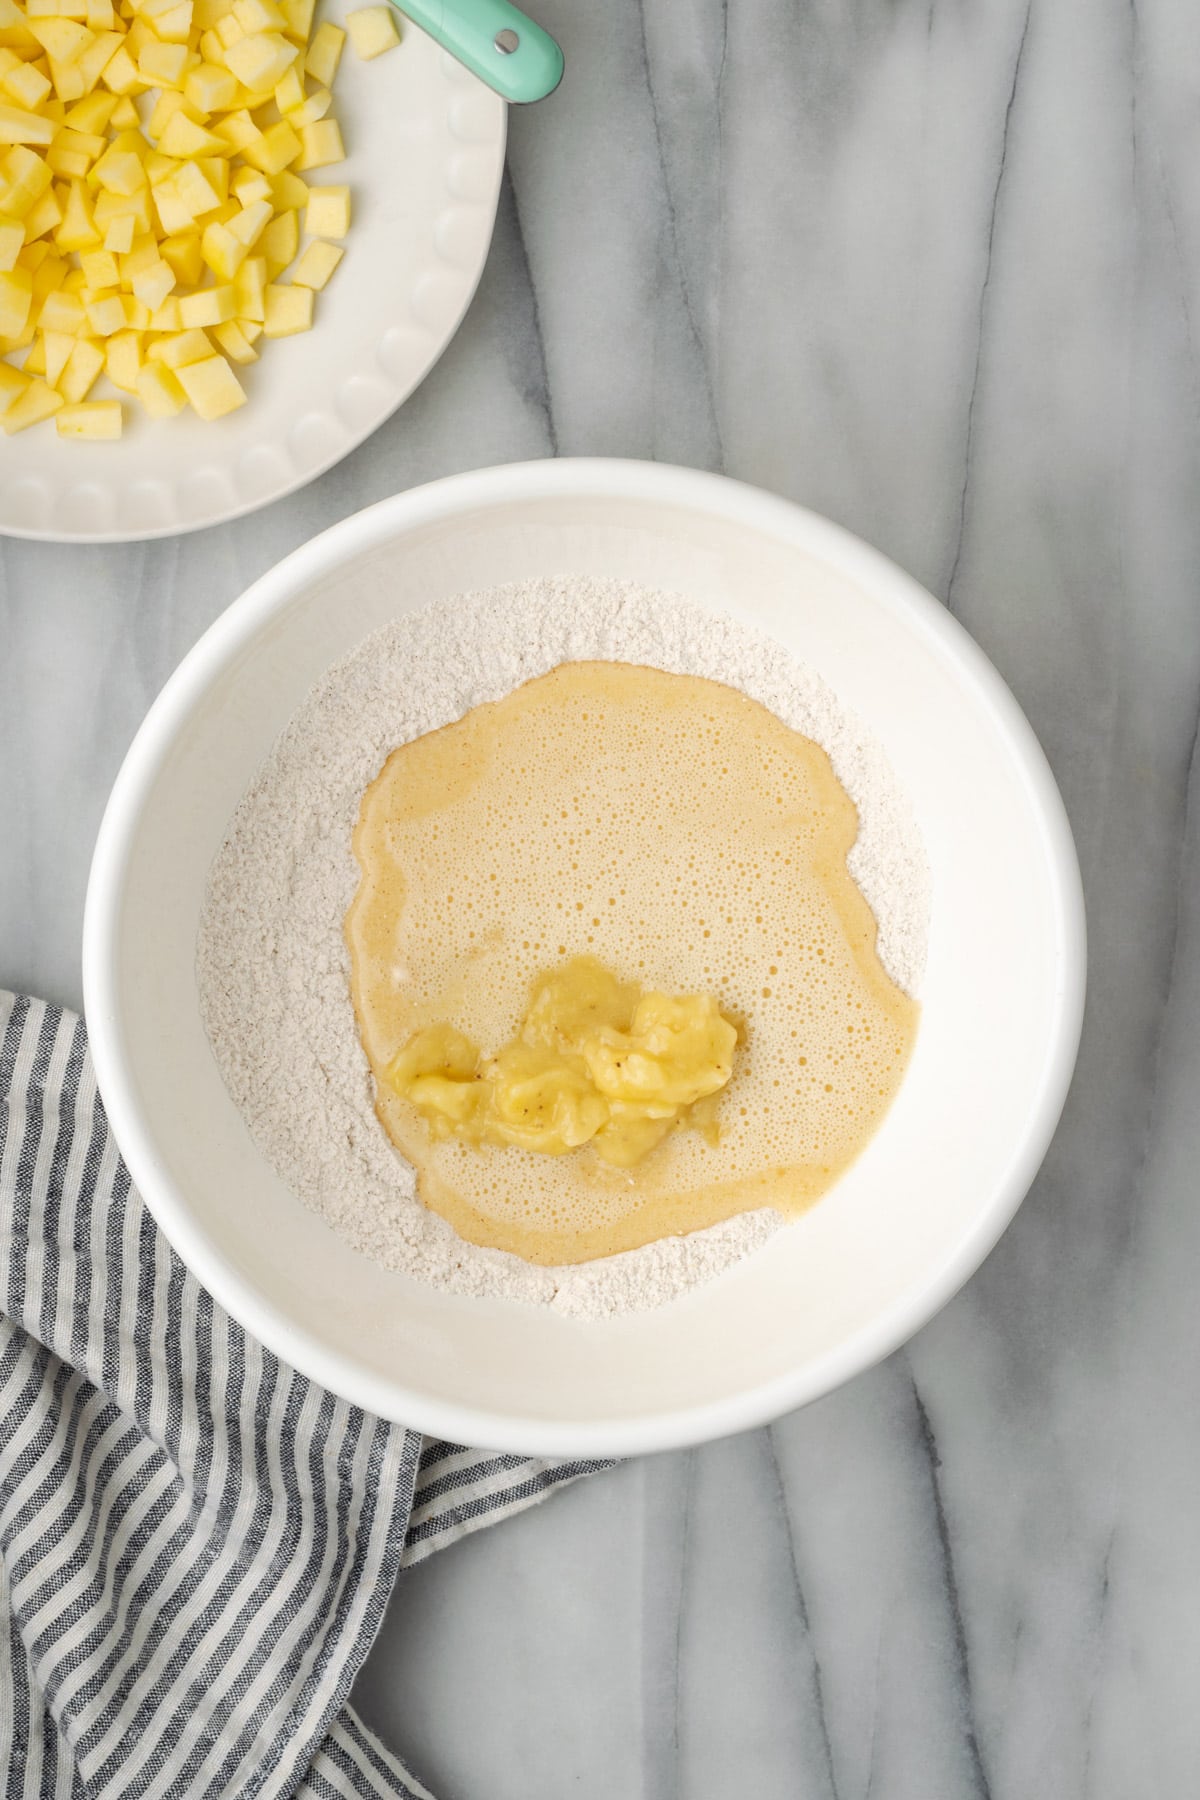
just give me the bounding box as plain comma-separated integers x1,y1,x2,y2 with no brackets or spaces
83,460,1086,1455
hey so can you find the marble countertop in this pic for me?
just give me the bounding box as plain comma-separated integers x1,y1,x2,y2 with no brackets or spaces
4,0,1200,1791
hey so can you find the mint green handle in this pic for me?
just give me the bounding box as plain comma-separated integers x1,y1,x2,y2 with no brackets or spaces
389,0,564,102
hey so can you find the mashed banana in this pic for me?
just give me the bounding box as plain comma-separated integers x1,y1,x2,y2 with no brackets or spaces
387,955,738,1167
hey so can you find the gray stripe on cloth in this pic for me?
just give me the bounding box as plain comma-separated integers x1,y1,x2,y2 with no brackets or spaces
0,993,611,1797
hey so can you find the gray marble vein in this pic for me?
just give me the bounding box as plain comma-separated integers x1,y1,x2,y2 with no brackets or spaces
3,0,1200,1792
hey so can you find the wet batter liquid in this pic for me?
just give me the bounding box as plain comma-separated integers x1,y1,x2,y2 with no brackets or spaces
345,661,918,1265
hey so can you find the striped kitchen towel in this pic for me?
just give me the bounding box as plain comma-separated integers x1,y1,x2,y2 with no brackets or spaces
0,992,610,1799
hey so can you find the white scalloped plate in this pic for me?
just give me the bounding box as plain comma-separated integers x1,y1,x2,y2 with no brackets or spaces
0,21,505,542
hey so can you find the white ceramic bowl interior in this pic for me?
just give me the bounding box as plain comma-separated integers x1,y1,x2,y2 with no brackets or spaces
84,460,1086,1455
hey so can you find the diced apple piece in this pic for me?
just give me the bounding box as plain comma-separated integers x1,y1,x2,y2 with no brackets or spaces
178,279,233,325
78,243,116,285
2,146,54,216
222,28,296,89
174,346,243,415
136,36,186,82
239,114,296,173
37,283,84,329
102,208,133,250
229,163,268,203
268,166,305,209
135,354,184,412
151,2,194,42
159,227,201,282
0,357,32,407
0,260,31,331
232,247,262,317
290,235,338,289
172,155,220,215
199,215,243,275
41,322,73,380
278,0,312,41
108,92,138,125
294,116,341,171
130,253,173,308
344,5,398,59
258,200,293,273
157,110,225,155
183,58,234,110
261,277,308,335
0,209,22,268
211,313,253,360
57,331,104,398
57,395,120,434
2,373,62,429
3,59,52,106
303,18,340,84
99,42,140,90
149,323,208,365
232,0,285,31
84,287,124,332
0,101,57,143
26,18,94,63
303,182,347,238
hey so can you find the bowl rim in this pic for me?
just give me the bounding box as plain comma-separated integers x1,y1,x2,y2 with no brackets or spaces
82,458,1088,1455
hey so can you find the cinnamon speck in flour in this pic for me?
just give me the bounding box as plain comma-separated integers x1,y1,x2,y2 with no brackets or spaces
196,579,930,1318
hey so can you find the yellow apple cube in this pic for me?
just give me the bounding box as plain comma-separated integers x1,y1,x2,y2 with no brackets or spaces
278,0,313,41
239,115,296,172
303,182,346,238
172,156,220,215
57,331,103,398
3,59,52,106
0,102,57,143
256,200,292,265
99,41,140,89
0,260,31,330
232,247,262,316
85,288,125,332
0,358,31,406
268,167,305,210
101,321,139,381
303,18,340,84
183,58,235,110
290,235,338,289
261,277,308,335
2,146,54,215
135,354,184,412
294,116,341,171
151,2,194,42
27,18,93,62
130,253,173,308
2,373,62,429
157,111,226,156
229,163,269,203
108,92,139,125
344,5,398,59
147,324,208,363
227,193,268,244
174,346,243,415
211,313,254,360
159,227,201,282
222,28,295,89
62,88,116,129
37,283,84,329
0,209,21,268
178,280,233,325
136,36,186,82
102,208,133,250
199,215,244,276
57,395,121,434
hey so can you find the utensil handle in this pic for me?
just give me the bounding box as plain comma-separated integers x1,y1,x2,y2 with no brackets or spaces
390,0,563,103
